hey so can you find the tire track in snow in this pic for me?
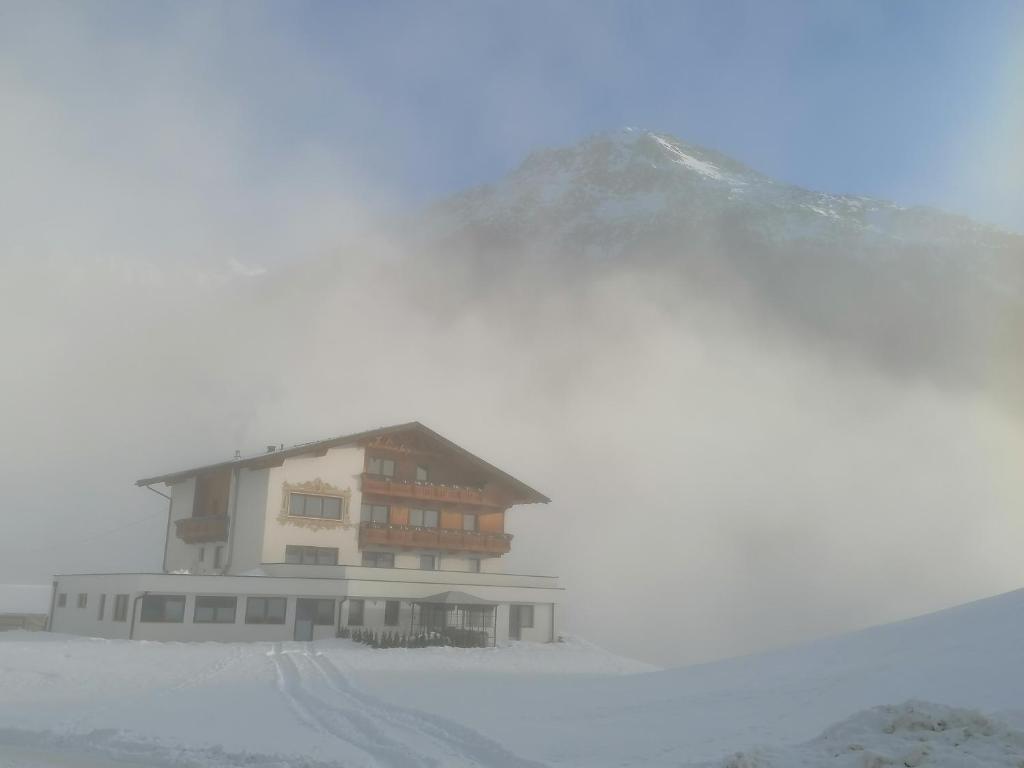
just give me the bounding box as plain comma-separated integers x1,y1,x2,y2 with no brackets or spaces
310,649,548,768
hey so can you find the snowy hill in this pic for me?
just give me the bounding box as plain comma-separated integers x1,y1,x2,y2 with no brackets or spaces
1,587,1022,767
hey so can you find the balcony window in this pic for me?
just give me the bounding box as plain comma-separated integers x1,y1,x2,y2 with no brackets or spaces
416,465,429,482
419,554,437,570
194,596,237,624
360,503,390,524
362,551,394,568
140,595,186,623
290,493,343,520
462,514,477,532
409,508,438,528
245,596,286,624
367,456,395,477
285,545,339,565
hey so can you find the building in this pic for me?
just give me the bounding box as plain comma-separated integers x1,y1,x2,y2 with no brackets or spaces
48,422,562,644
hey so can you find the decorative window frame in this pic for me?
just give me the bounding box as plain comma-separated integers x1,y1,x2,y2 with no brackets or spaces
277,478,352,530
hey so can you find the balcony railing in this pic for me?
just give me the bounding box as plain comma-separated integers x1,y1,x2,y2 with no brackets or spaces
359,521,512,555
174,515,229,544
361,475,498,506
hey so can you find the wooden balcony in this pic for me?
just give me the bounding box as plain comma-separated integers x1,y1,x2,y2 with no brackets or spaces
359,522,512,555
361,474,499,507
174,515,229,544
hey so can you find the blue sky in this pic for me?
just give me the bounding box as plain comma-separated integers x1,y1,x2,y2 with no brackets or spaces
3,0,1023,234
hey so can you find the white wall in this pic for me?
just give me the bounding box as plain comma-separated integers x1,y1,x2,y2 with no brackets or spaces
163,477,196,573
226,467,270,574
261,446,365,566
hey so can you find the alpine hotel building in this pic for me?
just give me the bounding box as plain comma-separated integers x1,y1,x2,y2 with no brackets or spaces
48,423,561,644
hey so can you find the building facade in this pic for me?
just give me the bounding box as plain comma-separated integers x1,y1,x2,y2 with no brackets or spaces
49,422,561,644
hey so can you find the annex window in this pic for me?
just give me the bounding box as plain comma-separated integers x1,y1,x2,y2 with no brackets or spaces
214,546,224,569
360,503,390,524
289,493,343,520
416,465,429,482
140,595,186,623
285,545,339,566
468,558,481,573
409,508,438,528
194,596,237,624
113,594,129,622
361,551,394,568
97,594,106,621
366,456,395,477
384,600,399,626
309,599,335,625
347,599,364,626
419,554,437,571
198,547,205,563
462,514,477,532
77,593,88,609
57,593,66,608
245,596,287,625
517,605,534,629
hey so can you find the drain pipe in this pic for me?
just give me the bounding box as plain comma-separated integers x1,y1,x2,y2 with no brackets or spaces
143,484,173,573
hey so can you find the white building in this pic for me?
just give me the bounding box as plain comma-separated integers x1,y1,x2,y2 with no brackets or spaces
48,422,561,644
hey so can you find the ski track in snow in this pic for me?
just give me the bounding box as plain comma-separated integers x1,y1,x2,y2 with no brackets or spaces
267,643,547,768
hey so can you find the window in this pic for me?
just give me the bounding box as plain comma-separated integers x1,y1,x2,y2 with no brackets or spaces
289,493,343,520
347,599,364,626
57,593,66,608
194,596,237,624
140,595,186,623
97,594,106,621
245,596,287,624
366,456,395,477
360,503,390,524
214,546,224,569
77,593,88,609
113,594,129,622
419,554,437,570
385,600,399,626
198,547,205,563
311,599,335,626
517,605,534,628
409,508,438,528
416,465,429,482
462,514,477,532
361,551,394,568
468,558,481,573
285,545,339,566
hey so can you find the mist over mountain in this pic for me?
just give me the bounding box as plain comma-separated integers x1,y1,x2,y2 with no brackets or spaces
415,128,1024,414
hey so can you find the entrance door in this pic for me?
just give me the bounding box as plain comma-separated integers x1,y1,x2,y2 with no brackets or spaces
509,605,523,640
294,599,316,641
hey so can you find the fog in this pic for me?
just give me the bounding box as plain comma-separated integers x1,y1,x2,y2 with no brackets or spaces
2,4,1023,667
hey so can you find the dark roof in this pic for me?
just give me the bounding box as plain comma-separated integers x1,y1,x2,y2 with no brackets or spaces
414,590,496,605
135,421,550,504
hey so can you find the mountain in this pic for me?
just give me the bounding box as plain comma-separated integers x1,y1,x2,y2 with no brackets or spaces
415,128,1024,412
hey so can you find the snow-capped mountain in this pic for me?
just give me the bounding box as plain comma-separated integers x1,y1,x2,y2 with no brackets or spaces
416,129,1024,413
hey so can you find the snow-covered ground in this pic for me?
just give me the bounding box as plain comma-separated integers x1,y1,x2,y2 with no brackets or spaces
1,588,1022,767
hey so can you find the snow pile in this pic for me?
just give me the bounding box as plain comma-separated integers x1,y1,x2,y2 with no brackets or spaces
709,702,1024,768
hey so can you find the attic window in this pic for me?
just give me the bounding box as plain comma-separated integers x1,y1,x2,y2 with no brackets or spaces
367,456,395,477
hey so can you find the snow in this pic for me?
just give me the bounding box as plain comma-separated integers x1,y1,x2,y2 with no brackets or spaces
650,134,725,180
0,584,50,614
1,588,1023,767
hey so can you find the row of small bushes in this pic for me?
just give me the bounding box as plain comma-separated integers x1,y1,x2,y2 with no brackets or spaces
337,625,491,648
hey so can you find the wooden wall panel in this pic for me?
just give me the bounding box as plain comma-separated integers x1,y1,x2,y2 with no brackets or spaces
440,509,463,530
477,511,505,533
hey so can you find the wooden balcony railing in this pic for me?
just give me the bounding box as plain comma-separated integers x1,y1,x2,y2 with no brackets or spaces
361,475,499,507
174,515,229,544
359,521,512,555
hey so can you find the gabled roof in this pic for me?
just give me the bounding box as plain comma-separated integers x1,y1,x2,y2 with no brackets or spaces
414,590,496,605
135,421,550,504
